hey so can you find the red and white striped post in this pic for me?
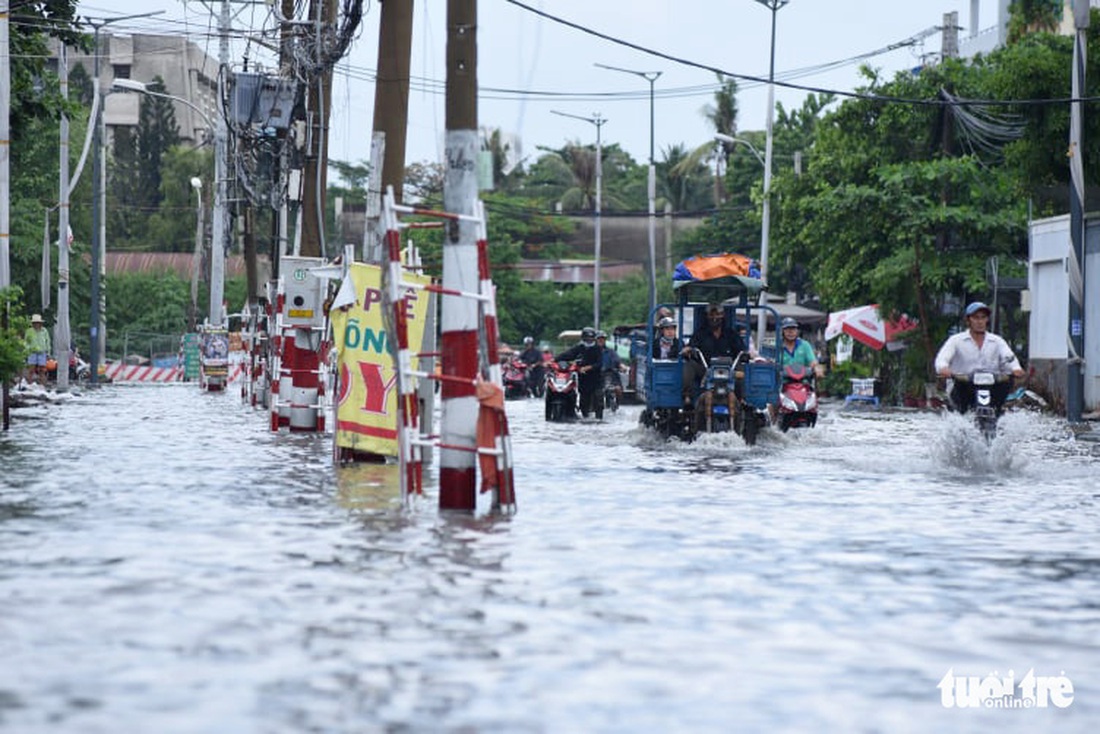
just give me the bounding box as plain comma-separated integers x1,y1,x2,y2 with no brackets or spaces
439,0,479,510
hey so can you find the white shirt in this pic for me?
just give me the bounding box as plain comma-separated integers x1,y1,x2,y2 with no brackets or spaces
934,330,1021,375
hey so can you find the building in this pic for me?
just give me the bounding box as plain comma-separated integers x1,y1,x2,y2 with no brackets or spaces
53,33,219,146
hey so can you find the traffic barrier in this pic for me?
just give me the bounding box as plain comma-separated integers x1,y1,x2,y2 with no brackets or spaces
103,362,246,383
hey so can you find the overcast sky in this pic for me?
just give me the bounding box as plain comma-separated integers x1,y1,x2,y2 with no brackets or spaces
82,0,1008,177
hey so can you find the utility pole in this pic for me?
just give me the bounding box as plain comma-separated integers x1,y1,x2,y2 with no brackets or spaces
365,0,414,264
2,0,11,428
87,11,163,384
0,0,9,292
1067,0,1089,424
56,44,71,391
208,0,230,327
300,0,338,259
440,0,479,510
551,109,605,330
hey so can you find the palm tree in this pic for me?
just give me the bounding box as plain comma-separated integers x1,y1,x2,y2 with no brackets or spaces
701,74,739,204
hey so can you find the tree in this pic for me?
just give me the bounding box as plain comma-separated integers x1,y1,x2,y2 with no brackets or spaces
136,76,181,213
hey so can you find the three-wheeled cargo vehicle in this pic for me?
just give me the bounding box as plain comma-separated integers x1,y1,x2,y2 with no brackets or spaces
636,253,781,445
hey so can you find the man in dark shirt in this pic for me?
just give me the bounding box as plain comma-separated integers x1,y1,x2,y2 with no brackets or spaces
684,304,747,419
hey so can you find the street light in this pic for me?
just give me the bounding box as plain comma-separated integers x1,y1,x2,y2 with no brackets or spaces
595,63,662,320
86,10,164,385
714,133,765,168
552,109,606,331
112,79,214,129
113,78,225,329
189,177,204,329
753,0,789,348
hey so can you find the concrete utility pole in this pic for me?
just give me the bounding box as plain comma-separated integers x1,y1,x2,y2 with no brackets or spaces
1067,0,1089,423
551,109,605,331
300,0,338,259
365,0,414,264
56,44,71,391
754,0,789,346
440,0,479,510
1,0,10,291
87,10,164,385
942,11,959,60
208,0,231,327
2,0,10,428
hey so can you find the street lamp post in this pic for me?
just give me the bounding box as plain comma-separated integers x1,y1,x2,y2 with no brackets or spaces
753,0,789,348
552,109,607,331
595,63,662,319
113,79,223,329
189,177,204,329
86,10,164,385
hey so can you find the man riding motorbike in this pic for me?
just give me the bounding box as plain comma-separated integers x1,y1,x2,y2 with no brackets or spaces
596,330,625,405
518,336,545,397
934,301,1024,415
555,326,604,418
684,304,747,420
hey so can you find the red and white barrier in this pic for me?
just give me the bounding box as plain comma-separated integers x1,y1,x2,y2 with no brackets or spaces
103,362,246,383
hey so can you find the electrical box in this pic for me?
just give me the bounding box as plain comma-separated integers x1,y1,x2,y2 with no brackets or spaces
280,256,327,328
231,72,297,129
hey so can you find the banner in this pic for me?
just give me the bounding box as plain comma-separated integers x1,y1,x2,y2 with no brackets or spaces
330,263,431,457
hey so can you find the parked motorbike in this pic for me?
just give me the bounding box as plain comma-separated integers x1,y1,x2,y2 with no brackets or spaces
951,371,1013,442
503,357,530,400
544,361,579,422
777,364,818,432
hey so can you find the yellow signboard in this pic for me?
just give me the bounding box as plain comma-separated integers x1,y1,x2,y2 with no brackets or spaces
330,263,431,457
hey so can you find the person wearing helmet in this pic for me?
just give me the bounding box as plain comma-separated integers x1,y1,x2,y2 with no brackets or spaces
595,330,625,402
778,317,820,375
653,317,685,359
555,326,604,417
518,335,544,396
684,304,747,397
934,301,1024,414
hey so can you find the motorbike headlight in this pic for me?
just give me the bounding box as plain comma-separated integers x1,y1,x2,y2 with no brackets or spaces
713,368,730,381
780,394,796,410
806,393,817,409
973,371,996,386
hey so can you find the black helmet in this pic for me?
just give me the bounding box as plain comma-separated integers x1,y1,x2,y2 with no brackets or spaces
780,317,799,330
581,326,597,340
658,317,676,329
596,330,608,340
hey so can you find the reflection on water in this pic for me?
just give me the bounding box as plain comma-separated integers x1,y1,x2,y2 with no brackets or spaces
1,385,1098,733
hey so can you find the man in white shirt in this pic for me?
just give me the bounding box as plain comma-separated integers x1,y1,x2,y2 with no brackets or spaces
934,301,1024,414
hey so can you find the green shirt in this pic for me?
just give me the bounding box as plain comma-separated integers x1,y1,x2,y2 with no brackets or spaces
25,325,51,355
778,338,816,369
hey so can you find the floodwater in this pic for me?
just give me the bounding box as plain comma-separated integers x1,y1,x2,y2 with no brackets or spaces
1,383,1099,733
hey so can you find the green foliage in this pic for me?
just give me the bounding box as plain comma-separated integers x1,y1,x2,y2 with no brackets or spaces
0,288,31,385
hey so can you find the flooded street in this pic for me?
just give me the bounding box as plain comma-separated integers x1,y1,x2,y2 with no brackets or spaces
2,383,1098,733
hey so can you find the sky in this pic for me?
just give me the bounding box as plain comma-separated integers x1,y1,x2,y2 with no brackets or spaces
79,0,1009,179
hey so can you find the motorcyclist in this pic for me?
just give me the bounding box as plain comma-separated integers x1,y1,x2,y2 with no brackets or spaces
934,301,1024,415
596,330,624,402
518,335,545,397
555,326,603,417
684,304,746,406
777,318,822,376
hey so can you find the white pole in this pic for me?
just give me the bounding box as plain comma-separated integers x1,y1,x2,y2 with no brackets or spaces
56,45,71,390
0,0,10,290
594,114,604,331
209,0,230,327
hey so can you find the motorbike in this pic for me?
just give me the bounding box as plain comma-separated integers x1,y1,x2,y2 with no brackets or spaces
694,354,735,433
503,357,530,400
544,361,580,422
951,371,1013,442
602,369,621,414
777,364,818,432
